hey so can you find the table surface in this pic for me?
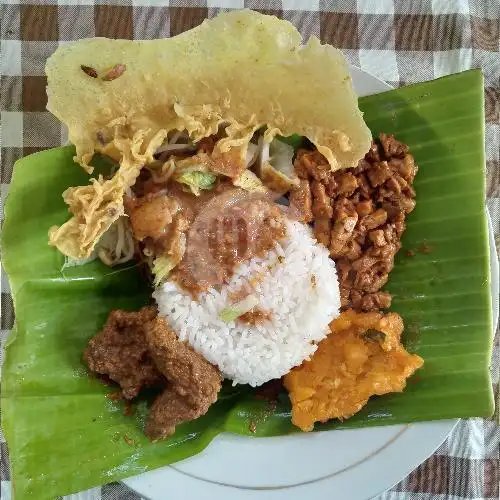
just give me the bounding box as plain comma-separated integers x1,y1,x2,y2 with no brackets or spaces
0,1,498,499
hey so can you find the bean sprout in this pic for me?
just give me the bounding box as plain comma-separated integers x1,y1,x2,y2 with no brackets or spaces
97,217,135,266
151,160,176,184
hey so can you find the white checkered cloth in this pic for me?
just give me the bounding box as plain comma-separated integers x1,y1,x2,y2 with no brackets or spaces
0,1,499,499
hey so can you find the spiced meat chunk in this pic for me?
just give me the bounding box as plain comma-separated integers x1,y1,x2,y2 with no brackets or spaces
145,386,204,441
144,316,222,406
144,316,223,440
84,307,163,399
85,308,223,440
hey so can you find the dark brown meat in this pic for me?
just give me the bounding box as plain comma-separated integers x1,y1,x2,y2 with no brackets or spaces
289,179,313,223
196,136,217,154
84,307,164,399
368,229,386,247
298,134,418,312
145,387,203,441
348,240,364,260
145,316,222,403
389,155,418,183
365,142,381,163
86,308,223,440
144,316,222,439
238,308,273,326
355,200,373,217
356,172,373,199
324,174,338,197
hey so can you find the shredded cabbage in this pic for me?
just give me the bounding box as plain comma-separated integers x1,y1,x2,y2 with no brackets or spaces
256,137,299,194
276,134,303,150
176,170,217,196
269,139,296,177
152,255,176,287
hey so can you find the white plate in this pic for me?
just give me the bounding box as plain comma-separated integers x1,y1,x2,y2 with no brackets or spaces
124,67,500,500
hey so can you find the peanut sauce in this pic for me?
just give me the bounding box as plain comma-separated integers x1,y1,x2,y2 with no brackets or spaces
171,186,287,296
238,308,273,326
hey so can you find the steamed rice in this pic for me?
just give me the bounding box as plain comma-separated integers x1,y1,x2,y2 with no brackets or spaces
154,220,341,387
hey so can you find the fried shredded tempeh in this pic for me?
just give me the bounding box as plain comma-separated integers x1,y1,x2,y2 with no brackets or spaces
284,309,423,432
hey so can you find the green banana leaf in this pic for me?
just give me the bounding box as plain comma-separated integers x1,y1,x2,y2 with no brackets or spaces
1,69,494,499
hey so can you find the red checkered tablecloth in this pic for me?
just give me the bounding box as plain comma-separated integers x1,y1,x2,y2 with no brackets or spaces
0,1,498,499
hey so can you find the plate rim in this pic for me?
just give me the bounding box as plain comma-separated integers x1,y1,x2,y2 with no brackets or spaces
123,66,499,500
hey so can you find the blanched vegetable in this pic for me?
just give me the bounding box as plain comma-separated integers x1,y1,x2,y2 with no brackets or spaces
152,255,176,287
175,170,217,196
219,294,259,322
245,142,259,168
257,137,299,195
61,216,135,269
277,134,303,151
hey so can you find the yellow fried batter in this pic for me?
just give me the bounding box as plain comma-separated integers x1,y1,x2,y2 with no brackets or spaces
284,309,423,431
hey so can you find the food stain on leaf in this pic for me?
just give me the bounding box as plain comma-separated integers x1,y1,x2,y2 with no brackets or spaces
418,241,433,254
106,391,122,402
429,277,439,287
247,398,280,434
403,323,421,352
255,379,283,402
123,401,136,417
123,434,136,447
72,366,88,379
409,374,423,385
104,452,148,478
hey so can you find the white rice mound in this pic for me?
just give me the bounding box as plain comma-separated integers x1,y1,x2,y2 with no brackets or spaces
154,220,341,387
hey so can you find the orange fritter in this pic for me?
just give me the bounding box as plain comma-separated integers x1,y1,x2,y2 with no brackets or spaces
283,309,423,431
